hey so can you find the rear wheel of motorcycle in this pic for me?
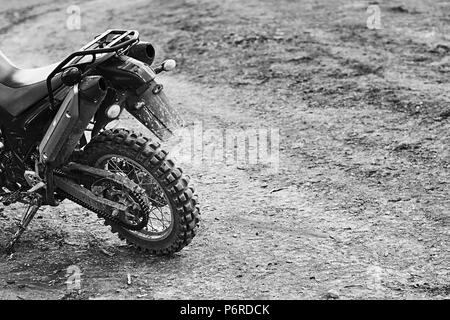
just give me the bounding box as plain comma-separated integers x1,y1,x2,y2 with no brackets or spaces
80,128,200,255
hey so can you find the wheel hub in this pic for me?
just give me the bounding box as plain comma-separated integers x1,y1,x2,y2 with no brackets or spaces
91,179,148,230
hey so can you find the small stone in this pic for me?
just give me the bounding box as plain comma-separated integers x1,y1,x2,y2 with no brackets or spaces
270,187,286,193
324,290,339,300
100,248,115,257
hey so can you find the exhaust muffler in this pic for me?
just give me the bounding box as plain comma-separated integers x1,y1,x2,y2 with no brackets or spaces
126,42,155,66
39,76,107,167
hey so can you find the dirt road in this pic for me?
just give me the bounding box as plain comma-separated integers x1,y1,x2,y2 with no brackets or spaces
0,0,448,299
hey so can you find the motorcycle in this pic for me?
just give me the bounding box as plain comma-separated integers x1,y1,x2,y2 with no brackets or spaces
0,29,200,255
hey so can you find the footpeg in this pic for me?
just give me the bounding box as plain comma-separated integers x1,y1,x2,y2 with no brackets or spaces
27,181,46,193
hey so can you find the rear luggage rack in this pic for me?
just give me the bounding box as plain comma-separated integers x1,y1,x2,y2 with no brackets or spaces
46,29,139,108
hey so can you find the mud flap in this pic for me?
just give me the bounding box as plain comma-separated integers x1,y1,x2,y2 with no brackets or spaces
125,80,183,141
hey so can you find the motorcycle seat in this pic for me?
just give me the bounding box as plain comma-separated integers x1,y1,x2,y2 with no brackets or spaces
0,50,61,117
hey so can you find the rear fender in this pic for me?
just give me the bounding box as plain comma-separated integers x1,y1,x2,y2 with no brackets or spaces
97,55,182,140
125,81,182,140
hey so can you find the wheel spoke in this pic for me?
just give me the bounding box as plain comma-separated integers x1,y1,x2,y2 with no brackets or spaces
97,154,174,240
107,159,125,174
